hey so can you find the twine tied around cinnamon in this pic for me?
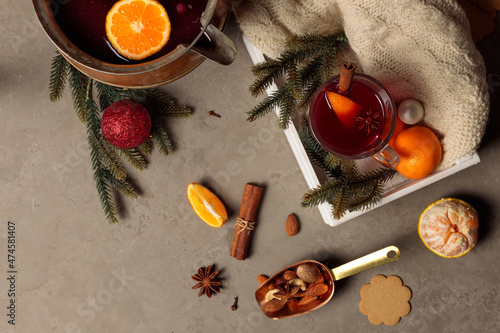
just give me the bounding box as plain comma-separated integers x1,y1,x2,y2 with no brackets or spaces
236,217,255,234
230,184,264,260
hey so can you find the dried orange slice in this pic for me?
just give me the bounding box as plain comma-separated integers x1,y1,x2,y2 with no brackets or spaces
418,198,479,258
326,91,363,129
187,183,228,228
105,0,171,60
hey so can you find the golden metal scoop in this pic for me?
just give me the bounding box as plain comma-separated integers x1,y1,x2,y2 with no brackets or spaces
255,246,400,319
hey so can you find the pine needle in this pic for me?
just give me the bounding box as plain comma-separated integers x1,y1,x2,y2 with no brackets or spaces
137,138,152,156
111,146,147,171
84,81,119,223
104,169,137,199
96,82,124,110
247,85,288,122
68,66,89,123
49,52,69,102
151,122,172,155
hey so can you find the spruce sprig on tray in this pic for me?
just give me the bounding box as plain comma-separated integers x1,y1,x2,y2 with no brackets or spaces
48,52,192,223
299,115,396,219
248,33,348,129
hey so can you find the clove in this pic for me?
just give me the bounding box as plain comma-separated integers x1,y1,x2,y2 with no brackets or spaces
208,110,221,118
231,296,238,311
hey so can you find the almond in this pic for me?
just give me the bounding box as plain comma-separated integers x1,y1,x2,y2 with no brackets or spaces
286,214,299,236
257,274,269,284
283,270,297,280
263,299,286,313
297,296,318,306
304,283,329,297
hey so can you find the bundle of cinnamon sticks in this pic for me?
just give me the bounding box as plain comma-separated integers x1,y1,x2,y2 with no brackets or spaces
230,184,263,260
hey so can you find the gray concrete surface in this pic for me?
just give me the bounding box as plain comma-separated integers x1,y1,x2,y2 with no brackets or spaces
1,2,500,332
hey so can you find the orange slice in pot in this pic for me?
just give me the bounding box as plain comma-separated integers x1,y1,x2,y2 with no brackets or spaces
105,0,171,60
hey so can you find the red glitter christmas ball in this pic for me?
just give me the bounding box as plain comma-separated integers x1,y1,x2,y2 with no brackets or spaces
101,100,151,149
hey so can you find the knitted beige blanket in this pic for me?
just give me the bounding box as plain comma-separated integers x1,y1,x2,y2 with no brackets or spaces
234,0,490,169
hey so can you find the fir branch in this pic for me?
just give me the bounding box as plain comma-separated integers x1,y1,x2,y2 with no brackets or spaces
247,85,288,122
84,81,118,223
324,154,342,172
159,104,193,118
111,146,147,171
151,121,172,155
144,89,176,107
96,81,124,110
137,138,152,156
278,85,296,129
301,180,343,207
330,185,347,220
103,169,137,199
286,60,302,100
286,33,348,55
250,59,283,97
298,114,341,178
49,52,69,102
343,182,383,213
94,133,127,181
126,88,192,118
68,66,89,123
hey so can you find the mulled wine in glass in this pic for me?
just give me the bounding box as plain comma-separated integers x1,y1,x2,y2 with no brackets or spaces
309,73,399,167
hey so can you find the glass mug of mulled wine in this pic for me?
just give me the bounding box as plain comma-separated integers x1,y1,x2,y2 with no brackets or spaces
33,0,237,88
308,73,399,168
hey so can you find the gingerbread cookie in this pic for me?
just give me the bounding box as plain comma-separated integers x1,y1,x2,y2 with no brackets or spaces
359,275,411,326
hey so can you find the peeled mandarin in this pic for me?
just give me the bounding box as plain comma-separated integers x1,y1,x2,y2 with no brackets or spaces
187,182,228,228
418,198,479,258
326,91,363,129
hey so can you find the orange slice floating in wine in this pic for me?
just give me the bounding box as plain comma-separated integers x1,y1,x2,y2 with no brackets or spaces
105,0,171,60
326,91,363,129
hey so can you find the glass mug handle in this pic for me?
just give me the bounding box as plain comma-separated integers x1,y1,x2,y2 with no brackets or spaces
372,145,400,169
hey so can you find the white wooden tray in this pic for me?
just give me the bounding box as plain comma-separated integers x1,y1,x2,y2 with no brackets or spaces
243,36,480,227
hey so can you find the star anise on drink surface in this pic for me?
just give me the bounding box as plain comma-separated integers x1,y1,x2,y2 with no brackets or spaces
274,283,303,305
354,106,382,136
192,265,222,298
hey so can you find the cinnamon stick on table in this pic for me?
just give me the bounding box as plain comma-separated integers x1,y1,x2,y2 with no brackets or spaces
230,184,264,260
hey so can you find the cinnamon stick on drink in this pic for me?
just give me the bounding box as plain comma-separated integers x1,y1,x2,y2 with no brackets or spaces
338,62,355,94
230,184,264,260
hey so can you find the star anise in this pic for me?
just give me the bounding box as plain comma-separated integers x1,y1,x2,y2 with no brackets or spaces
354,106,382,136
191,265,222,298
274,283,303,305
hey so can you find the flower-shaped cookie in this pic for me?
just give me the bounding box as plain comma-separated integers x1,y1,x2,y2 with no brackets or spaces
359,275,411,326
